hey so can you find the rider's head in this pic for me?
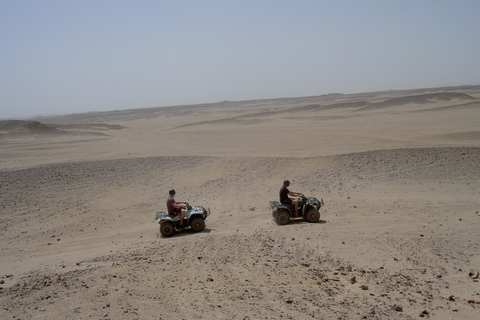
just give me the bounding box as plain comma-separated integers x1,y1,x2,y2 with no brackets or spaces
283,180,290,187
169,189,176,196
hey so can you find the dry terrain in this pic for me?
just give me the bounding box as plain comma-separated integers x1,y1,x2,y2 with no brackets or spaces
1,86,480,319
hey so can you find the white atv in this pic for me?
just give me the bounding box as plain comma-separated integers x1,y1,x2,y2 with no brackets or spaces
154,203,211,237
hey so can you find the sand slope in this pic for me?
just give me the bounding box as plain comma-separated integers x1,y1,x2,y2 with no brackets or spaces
1,86,480,319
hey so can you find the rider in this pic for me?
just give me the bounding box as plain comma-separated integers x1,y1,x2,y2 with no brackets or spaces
279,180,302,216
166,189,188,227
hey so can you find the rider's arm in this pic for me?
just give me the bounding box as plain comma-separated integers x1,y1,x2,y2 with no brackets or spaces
172,201,186,208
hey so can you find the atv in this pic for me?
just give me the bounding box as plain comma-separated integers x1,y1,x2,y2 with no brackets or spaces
270,194,324,225
154,203,211,237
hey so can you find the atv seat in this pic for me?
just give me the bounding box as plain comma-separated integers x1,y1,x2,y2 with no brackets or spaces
270,201,295,214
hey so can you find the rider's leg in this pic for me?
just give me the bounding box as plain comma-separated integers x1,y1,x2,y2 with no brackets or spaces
180,209,186,226
293,200,298,216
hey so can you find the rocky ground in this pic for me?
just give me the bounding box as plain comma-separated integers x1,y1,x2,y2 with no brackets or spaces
1,147,479,319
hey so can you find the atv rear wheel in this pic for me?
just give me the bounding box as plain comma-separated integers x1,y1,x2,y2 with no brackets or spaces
190,217,206,232
305,208,320,223
275,210,290,225
160,221,175,237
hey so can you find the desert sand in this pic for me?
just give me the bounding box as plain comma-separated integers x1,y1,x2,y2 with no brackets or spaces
1,86,480,319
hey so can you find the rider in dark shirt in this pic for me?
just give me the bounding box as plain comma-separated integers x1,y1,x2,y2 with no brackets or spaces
279,180,301,216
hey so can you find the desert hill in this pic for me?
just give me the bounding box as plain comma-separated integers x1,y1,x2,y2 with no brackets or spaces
0,120,59,134
1,85,479,319
26,85,479,125
0,120,125,138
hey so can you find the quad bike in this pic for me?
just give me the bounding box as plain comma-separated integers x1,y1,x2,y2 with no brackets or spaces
270,194,324,225
154,203,210,237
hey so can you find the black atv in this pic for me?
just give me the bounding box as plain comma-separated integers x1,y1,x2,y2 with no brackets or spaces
270,195,324,225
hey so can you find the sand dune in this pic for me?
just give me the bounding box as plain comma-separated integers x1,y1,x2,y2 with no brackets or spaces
357,92,475,111
1,86,480,319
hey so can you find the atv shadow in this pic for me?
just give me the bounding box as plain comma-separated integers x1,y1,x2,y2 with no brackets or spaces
279,219,327,226
173,228,212,237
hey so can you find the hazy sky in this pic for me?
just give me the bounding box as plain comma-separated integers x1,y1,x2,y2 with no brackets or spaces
1,0,479,119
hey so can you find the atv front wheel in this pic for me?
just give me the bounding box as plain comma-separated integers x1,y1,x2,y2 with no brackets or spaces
160,221,175,237
305,208,320,223
190,217,206,232
275,210,290,225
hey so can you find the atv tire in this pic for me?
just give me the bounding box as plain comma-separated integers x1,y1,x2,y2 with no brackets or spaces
160,221,175,237
190,217,206,232
275,210,290,225
305,208,320,223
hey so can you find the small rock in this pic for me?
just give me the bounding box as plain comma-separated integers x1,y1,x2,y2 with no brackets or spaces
419,310,429,317
360,285,368,290
393,305,403,312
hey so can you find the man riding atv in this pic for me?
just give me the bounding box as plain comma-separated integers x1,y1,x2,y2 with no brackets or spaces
271,180,324,225
279,180,302,216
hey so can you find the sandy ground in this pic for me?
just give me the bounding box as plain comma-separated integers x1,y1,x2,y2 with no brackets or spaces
1,86,480,319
